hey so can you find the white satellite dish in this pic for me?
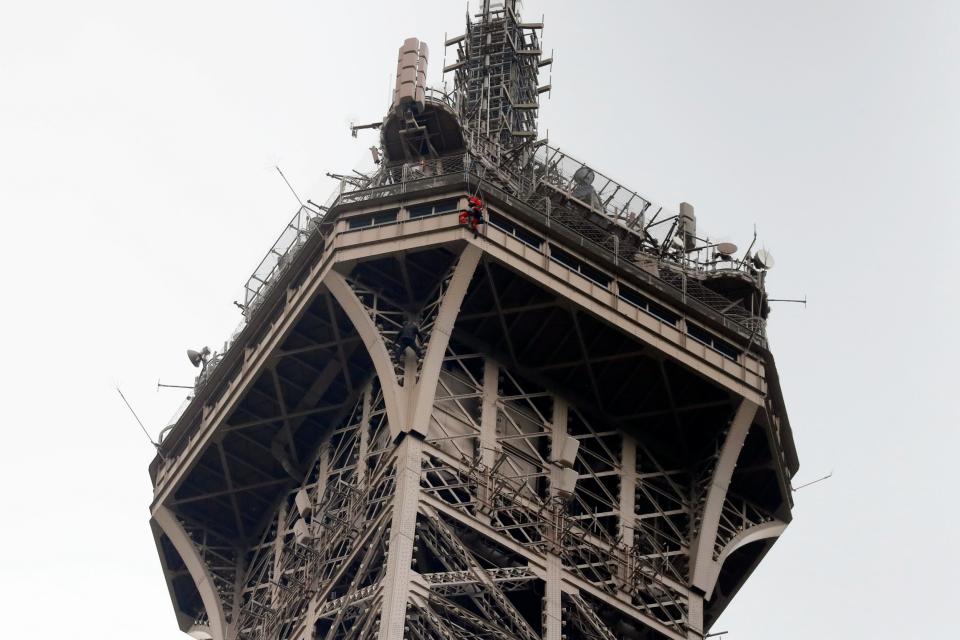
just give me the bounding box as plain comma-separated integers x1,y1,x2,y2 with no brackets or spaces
716,242,738,257
753,249,775,270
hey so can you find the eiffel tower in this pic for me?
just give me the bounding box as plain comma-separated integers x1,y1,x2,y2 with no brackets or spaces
149,3,799,639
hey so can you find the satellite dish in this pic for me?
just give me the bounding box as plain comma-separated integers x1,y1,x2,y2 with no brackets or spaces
752,249,775,270
187,347,211,368
716,242,738,257
573,165,595,186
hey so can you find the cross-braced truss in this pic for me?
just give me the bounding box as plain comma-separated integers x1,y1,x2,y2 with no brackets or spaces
153,253,790,640
152,188,793,640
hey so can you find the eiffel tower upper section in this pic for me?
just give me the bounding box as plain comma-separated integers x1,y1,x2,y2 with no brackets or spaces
147,3,800,640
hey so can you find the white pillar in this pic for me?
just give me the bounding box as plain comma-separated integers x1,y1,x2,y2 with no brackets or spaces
543,395,568,640
377,435,423,640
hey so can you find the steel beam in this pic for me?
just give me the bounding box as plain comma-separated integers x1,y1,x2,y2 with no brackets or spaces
689,398,758,598
325,270,407,434
411,244,483,435
153,505,228,640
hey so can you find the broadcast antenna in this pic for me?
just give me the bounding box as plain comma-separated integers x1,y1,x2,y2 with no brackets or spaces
276,165,304,207
116,385,163,457
793,470,833,491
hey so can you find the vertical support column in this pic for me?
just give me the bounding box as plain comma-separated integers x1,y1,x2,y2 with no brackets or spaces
359,383,372,485
687,593,705,640
477,358,499,521
543,554,563,640
315,441,330,504
549,396,570,507
301,598,318,640
377,435,423,640
543,395,568,640
618,433,637,597
228,555,245,640
298,437,330,640
270,503,288,609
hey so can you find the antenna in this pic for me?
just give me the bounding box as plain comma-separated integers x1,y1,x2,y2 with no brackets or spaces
768,296,807,307
116,386,162,454
793,470,833,491
275,165,304,207
157,380,194,390
736,226,758,270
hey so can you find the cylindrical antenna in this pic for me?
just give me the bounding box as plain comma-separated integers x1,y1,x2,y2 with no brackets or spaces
276,165,304,207
793,471,833,491
116,386,162,454
767,296,808,307
157,381,194,390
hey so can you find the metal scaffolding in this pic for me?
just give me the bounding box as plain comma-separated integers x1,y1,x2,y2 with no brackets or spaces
445,0,547,154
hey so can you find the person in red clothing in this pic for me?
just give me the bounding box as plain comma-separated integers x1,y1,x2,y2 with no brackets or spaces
460,195,484,238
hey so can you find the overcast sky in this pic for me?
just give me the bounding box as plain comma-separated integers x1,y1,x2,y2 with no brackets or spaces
1,1,958,638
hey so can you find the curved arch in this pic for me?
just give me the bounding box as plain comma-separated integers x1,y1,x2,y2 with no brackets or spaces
324,270,406,433
411,244,482,432
715,520,786,571
152,506,227,640
690,399,757,595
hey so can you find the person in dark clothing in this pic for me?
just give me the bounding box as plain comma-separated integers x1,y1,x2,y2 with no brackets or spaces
395,319,423,359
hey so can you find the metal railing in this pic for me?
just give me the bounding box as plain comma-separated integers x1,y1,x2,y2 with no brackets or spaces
218,146,765,393
244,205,321,312
327,151,765,336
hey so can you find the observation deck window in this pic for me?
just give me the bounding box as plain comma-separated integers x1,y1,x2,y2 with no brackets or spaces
548,243,612,288
686,322,741,361
347,208,399,230
408,198,461,219
488,211,543,249
618,283,680,327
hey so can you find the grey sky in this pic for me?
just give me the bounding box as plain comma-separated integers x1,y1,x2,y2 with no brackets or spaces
1,1,957,637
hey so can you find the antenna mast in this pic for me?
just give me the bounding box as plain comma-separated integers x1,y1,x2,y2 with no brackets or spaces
446,0,547,165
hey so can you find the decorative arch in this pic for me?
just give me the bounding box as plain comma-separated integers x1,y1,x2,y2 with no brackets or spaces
690,399,758,598
152,506,227,640
715,519,786,572
325,270,407,432
410,244,482,431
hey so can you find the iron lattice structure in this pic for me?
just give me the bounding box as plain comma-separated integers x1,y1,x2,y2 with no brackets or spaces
445,0,547,152
148,3,799,640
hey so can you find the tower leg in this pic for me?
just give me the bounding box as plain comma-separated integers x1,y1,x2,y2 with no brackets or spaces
377,435,423,640
543,553,563,640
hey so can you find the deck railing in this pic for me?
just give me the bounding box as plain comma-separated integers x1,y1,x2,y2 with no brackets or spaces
218,149,766,394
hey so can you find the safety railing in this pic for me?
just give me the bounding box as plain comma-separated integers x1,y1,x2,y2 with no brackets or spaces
243,205,321,313
223,148,765,389
533,144,655,226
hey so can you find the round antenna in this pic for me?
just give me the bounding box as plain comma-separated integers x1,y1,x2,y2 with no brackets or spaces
716,242,738,257
752,249,775,270
573,165,595,186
